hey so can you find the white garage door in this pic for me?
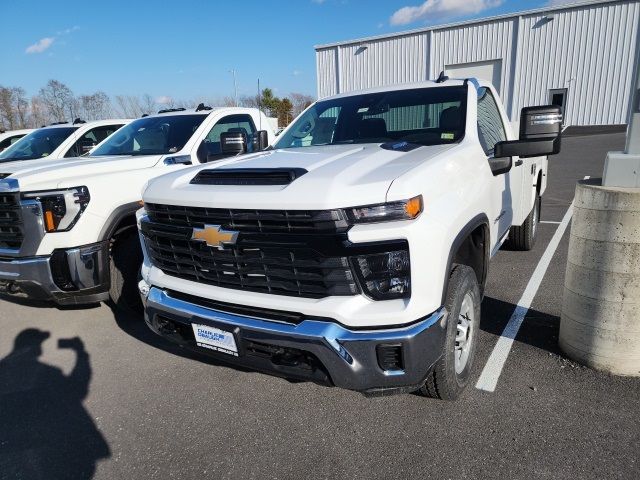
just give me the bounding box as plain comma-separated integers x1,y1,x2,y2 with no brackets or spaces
445,59,502,93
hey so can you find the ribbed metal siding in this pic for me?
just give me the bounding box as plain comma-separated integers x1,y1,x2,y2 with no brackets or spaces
333,33,429,97
432,19,515,97
316,47,338,98
316,0,640,126
515,1,639,125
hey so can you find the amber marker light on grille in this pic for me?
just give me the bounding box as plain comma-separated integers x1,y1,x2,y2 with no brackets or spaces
44,210,56,232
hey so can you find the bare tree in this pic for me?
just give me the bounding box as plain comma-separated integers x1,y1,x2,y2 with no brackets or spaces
115,95,144,118
290,92,315,118
0,87,16,130
78,92,112,120
39,80,75,122
140,94,157,116
30,96,49,127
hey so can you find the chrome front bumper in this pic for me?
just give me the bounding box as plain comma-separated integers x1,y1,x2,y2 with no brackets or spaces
143,286,447,394
0,242,110,305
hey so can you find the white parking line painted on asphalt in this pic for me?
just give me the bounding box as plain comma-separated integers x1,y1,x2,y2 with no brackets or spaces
475,175,591,392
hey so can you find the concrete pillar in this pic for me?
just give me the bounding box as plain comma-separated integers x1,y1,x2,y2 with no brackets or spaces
559,178,640,376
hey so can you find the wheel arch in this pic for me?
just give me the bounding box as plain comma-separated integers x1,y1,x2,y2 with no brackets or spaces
441,214,490,304
98,201,141,242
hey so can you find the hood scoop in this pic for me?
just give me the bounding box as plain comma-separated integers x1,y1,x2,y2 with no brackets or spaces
190,168,308,186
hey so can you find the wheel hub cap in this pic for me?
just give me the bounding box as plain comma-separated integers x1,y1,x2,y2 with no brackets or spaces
454,293,475,374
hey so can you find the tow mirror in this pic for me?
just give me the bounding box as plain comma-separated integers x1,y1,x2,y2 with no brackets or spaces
78,139,97,155
252,130,269,151
220,131,247,155
494,105,562,159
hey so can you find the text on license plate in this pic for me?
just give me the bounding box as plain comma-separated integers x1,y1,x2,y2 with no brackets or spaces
191,323,238,356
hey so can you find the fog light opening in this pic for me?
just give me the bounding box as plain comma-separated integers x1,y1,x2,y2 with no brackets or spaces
376,343,404,373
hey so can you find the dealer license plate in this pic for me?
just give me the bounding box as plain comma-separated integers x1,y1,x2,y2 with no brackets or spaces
191,323,238,356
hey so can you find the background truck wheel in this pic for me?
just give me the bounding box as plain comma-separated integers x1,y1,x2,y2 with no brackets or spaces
109,232,143,313
419,264,481,401
506,195,540,251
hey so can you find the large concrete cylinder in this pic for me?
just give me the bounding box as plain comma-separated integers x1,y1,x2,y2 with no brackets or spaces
559,178,640,376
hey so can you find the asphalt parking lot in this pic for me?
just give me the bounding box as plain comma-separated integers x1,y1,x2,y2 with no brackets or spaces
1,131,638,480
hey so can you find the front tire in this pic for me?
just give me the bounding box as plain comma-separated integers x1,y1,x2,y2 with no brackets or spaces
418,264,481,401
109,232,143,313
506,194,540,251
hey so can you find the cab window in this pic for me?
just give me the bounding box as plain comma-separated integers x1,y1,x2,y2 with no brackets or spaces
476,88,507,156
65,124,123,158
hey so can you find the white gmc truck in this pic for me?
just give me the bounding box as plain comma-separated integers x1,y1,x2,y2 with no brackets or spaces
137,78,562,399
0,106,274,310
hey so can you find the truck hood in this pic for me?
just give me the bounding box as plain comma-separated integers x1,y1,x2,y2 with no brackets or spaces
143,143,456,210
0,155,162,191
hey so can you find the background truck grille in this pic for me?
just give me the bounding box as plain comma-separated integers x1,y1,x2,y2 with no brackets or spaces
142,203,359,298
0,193,23,249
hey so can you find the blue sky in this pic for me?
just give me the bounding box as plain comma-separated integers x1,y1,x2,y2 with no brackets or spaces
1,0,559,101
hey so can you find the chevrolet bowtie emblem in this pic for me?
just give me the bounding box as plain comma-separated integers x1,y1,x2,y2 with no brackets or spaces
191,224,239,250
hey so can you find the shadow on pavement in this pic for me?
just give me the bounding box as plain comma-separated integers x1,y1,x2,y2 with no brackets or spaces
481,296,562,355
0,329,110,480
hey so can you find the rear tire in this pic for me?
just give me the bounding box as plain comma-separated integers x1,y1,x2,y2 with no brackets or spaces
506,195,540,251
419,264,481,401
109,232,143,313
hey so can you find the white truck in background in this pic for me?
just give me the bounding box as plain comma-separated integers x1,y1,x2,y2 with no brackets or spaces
0,129,35,152
0,105,275,310
138,78,562,400
0,119,130,163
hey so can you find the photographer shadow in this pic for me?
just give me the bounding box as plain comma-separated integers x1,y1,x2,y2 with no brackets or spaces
0,329,110,480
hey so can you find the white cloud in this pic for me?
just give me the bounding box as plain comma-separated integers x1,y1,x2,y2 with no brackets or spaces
312,0,326,4
57,25,80,35
292,70,302,76
390,0,502,26
25,37,55,54
156,96,173,105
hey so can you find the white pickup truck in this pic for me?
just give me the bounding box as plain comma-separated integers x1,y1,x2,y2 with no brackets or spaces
0,106,274,310
138,78,562,399
0,119,131,163
0,129,35,152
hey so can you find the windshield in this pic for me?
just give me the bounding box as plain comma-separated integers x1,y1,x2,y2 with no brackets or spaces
0,127,78,162
275,86,467,149
90,114,206,156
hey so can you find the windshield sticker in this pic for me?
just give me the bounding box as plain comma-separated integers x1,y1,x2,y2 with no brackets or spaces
441,133,454,140
357,107,369,113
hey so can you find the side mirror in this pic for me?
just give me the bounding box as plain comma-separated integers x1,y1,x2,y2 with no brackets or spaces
78,139,97,155
220,131,247,155
488,156,513,176
251,130,269,151
494,105,562,159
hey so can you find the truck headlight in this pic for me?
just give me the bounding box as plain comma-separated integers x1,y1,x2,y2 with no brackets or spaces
346,196,422,224
22,186,90,232
353,249,410,300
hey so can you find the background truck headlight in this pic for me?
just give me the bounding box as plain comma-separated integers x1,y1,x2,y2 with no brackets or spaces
22,186,90,232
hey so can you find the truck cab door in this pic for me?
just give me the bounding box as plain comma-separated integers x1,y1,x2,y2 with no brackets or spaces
476,87,524,246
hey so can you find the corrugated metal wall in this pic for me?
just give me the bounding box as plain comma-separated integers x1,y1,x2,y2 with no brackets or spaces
431,18,515,98
315,0,640,126
514,1,639,125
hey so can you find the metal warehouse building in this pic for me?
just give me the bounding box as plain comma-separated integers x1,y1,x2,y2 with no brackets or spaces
315,0,640,127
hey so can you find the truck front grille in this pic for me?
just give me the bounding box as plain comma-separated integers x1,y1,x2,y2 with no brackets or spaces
0,193,23,249
142,203,359,299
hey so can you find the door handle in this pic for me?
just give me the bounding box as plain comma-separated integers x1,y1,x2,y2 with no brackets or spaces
515,159,523,166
